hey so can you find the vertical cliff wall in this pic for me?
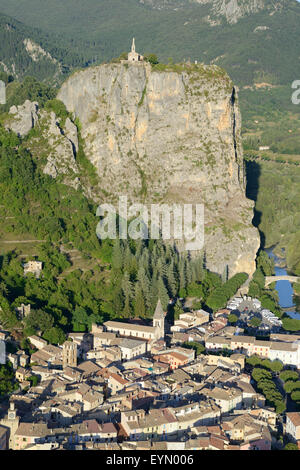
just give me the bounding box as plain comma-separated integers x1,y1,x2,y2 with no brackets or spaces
57,62,260,277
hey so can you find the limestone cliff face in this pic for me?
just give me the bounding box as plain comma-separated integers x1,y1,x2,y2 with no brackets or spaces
5,102,80,188
57,62,260,277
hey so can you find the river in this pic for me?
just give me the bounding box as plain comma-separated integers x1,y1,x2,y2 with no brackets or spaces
266,248,300,320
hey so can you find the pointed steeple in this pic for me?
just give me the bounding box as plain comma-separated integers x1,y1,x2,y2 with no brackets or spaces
154,299,164,319
131,37,136,53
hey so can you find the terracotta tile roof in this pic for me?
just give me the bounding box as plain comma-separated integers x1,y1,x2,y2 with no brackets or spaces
109,373,129,385
77,361,102,374
100,422,117,434
15,423,48,437
209,436,225,450
80,419,101,434
287,412,300,427
167,351,188,362
270,342,297,352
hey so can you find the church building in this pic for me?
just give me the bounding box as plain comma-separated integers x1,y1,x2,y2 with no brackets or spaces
103,299,165,342
127,38,144,63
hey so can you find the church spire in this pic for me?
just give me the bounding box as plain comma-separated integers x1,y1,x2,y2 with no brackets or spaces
154,299,164,319
131,37,136,53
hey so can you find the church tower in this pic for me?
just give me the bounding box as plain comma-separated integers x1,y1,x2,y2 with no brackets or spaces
63,340,77,369
153,299,165,340
0,402,20,449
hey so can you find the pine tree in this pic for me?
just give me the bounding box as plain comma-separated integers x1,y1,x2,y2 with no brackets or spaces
134,283,146,318
123,245,133,273
166,261,177,298
121,271,133,317
156,257,167,280
141,249,150,277
179,259,186,293
135,239,143,261
111,238,123,273
112,283,124,313
137,266,151,309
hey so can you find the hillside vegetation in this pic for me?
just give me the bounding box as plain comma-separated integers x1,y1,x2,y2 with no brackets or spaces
0,0,299,86
0,12,87,83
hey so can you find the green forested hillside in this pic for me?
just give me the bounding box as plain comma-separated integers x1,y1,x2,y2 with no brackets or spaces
1,0,300,159
0,0,299,86
0,12,86,83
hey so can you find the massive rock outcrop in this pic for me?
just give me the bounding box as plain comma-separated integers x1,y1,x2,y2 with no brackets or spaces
7,100,39,137
5,102,80,188
57,62,260,277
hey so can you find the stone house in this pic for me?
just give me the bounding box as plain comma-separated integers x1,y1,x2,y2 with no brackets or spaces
120,408,177,441
221,414,272,450
153,351,190,370
269,341,299,368
93,332,116,349
286,412,300,443
230,336,255,355
16,351,29,368
6,353,19,369
28,335,48,350
14,422,48,450
202,386,243,414
171,309,209,333
251,339,271,358
205,336,232,352
76,360,101,379
23,261,43,278
15,303,31,319
68,332,92,355
108,373,130,395
30,344,62,367
118,338,147,361
153,347,195,370
15,367,31,383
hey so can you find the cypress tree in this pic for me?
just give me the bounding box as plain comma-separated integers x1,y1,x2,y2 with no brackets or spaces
157,276,169,311
166,260,177,298
134,283,146,318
